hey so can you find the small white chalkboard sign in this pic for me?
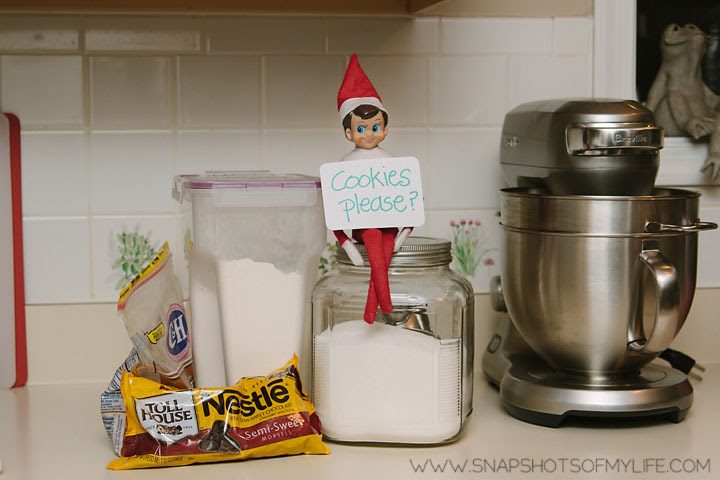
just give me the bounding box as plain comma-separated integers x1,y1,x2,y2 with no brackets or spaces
319,157,425,231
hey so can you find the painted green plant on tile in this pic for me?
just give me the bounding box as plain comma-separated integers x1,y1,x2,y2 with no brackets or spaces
112,232,158,290
318,242,338,275
449,219,494,278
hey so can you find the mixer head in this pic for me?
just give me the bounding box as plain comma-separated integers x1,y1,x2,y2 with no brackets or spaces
500,98,664,195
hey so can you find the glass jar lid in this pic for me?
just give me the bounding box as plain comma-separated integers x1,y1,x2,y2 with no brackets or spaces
337,236,451,267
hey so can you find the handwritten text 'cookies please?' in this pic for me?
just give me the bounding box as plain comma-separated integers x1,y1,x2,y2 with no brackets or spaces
320,157,425,231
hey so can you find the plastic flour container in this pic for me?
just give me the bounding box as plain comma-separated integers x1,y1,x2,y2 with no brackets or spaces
173,172,325,388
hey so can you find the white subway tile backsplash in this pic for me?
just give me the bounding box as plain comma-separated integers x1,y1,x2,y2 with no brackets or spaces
429,56,507,126
85,16,202,53
7,12,720,373
425,209,501,293
270,126,427,199
426,209,500,245
23,217,91,304
178,56,259,128
695,186,720,207
697,206,720,289
264,129,346,176
16,11,707,305
90,56,173,129
176,208,192,296
427,127,505,210
672,288,720,365
206,16,323,54
656,139,717,187
177,130,261,174
441,18,553,55
508,55,591,109
90,132,175,214
353,56,427,127
264,55,345,128
326,17,439,55
407,223,428,238
553,17,593,55
0,15,81,52
0,56,83,127
90,215,180,302
380,128,428,165
21,131,88,216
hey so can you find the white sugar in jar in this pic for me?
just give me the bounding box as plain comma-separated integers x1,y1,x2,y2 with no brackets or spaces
311,237,474,445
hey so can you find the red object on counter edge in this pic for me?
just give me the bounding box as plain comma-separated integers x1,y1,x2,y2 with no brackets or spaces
6,113,27,388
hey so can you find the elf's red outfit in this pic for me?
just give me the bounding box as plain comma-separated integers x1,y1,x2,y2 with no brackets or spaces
333,227,397,322
335,54,412,324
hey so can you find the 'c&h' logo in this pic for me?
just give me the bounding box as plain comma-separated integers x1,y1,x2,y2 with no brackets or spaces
166,303,190,361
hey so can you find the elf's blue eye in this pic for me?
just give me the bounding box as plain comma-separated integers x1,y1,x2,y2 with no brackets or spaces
373,124,379,132
357,126,365,133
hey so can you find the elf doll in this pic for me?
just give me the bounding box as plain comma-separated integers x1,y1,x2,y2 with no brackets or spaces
334,54,413,324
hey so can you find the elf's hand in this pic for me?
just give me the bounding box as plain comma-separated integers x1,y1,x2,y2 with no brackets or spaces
394,227,413,252
341,239,364,267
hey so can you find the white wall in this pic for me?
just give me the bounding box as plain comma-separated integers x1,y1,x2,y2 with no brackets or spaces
0,11,718,384
0,13,595,304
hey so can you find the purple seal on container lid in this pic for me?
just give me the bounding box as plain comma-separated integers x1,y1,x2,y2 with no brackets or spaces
173,171,321,206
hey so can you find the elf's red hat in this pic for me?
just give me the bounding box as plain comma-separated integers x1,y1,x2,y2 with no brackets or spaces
337,54,386,121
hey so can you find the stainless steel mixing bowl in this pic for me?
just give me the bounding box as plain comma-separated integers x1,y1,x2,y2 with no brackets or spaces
500,187,717,377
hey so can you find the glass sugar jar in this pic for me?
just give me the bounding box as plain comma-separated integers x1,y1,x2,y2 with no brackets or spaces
311,236,474,445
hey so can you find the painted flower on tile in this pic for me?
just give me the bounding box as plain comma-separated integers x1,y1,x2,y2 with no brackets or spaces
449,219,494,278
111,231,158,290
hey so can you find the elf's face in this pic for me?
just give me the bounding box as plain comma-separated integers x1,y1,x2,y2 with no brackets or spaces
345,111,388,149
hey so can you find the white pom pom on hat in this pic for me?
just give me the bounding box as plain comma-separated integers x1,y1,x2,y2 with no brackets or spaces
337,54,387,121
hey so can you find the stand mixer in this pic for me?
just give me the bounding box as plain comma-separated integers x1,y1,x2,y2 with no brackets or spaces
482,99,718,427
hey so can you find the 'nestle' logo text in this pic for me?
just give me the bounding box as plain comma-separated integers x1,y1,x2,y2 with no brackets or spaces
201,379,290,418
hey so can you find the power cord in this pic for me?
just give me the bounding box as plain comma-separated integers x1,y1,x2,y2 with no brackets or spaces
659,348,706,381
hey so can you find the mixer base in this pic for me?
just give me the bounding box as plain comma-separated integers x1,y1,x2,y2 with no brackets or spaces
503,403,688,428
498,361,693,428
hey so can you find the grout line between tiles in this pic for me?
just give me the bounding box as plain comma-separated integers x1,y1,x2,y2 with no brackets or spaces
171,53,179,166
81,17,95,299
424,54,432,217
259,55,265,169
0,59,4,110
505,54,512,112
0,50,475,57
588,16,595,97
171,54,180,217
200,15,209,54
22,215,91,221
321,16,328,54
86,129,175,134
437,17,443,54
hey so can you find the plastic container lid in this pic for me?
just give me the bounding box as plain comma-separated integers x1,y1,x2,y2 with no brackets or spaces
173,171,321,206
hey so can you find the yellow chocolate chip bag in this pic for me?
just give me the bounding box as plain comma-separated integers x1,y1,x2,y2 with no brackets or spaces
107,355,330,470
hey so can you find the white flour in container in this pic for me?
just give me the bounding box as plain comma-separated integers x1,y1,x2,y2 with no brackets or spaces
313,320,461,443
188,249,226,388
216,258,308,385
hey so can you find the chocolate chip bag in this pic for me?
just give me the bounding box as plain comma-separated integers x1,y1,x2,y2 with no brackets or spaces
106,355,330,470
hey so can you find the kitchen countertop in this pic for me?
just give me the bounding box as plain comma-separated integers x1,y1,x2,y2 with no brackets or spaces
1,365,717,480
